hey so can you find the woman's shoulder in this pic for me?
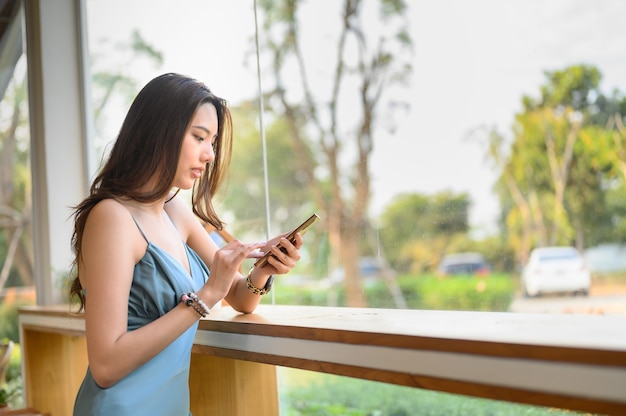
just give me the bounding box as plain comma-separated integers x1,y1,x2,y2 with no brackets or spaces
86,198,135,230
83,198,145,257
90,197,131,217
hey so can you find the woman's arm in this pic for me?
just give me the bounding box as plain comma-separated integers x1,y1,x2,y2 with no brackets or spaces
222,232,303,312
79,199,204,388
165,195,302,314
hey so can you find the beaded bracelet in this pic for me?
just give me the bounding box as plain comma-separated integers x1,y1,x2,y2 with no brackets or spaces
181,292,211,317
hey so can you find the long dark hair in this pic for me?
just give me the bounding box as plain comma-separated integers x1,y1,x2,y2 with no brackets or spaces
69,73,233,310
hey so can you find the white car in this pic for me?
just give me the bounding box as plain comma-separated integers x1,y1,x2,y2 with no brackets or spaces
522,246,591,297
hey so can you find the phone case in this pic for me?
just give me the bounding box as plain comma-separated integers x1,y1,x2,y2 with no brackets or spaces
253,213,320,268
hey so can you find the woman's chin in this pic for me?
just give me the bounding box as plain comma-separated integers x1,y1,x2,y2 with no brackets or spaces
174,180,195,190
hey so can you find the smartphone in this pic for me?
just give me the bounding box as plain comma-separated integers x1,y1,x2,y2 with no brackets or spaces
253,213,320,268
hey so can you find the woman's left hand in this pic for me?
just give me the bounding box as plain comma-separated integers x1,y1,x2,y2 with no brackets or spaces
258,232,303,275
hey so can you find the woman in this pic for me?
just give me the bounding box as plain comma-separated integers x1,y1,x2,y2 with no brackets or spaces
69,73,302,415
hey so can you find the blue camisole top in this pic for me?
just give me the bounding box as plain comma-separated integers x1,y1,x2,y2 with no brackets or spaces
73,216,209,415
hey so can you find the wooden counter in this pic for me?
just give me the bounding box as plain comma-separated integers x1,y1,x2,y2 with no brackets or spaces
19,304,626,415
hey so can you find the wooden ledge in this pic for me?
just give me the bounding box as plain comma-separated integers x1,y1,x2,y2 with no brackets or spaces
198,304,626,367
19,304,626,415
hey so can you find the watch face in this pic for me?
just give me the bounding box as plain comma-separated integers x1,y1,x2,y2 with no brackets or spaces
264,275,275,291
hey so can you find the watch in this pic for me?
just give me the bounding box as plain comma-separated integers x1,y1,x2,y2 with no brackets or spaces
246,273,274,296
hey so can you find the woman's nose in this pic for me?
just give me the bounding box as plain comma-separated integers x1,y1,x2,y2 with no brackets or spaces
202,143,215,163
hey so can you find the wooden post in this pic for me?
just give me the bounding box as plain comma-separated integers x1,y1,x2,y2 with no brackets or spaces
189,354,279,416
20,329,88,416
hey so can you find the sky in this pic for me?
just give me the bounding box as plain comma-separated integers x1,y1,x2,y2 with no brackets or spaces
86,0,626,236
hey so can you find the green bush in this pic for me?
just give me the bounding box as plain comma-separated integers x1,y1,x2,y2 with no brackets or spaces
398,274,515,312
0,292,32,409
279,370,596,416
1,340,23,408
0,302,26,343
265,274,516,312
263,285,331,306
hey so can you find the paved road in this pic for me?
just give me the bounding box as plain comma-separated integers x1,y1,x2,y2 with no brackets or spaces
509,292,626,315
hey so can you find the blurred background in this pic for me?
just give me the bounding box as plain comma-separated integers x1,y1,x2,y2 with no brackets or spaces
2,0,626,413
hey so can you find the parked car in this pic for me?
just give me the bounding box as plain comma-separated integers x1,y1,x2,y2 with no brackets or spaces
323,257,396,287
521,246,591,297
437,252,491,277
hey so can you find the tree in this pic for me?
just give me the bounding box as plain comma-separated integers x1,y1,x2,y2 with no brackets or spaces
603,114,626,242
481,64,626,263
524,64,602,112
90,29,163,156
220,101,317,236
216,101,326,277
0,31,162,292
379,192,470,273
254,0,412,306
0,59,31,291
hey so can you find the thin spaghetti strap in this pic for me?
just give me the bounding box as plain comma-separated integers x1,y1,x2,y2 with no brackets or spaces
130,215,150,244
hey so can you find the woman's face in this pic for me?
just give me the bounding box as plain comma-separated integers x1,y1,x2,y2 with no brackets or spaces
174,102,218,190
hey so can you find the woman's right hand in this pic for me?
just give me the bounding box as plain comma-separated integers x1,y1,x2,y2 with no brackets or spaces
199,239,264,304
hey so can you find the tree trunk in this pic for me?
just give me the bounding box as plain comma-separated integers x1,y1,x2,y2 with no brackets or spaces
340,224,366,308
0,224,22,290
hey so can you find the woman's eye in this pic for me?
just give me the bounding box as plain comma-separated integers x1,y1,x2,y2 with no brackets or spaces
195,135,205,142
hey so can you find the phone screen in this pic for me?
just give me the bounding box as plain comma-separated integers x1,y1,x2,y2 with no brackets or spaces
253,213,320,268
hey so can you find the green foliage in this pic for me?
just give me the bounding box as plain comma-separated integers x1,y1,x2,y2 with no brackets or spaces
264,274,515,312
221,104,326,276
510,107,574,194
565,125,615,246
280,370,591,416
440,235,516,274
380,192,470,243
379,192,470,273
252,0,413,306
0,340,23,408
591,90,626,126
223,104,319,239
0,65,33,289
399,274,515,312
605,186,626,242
4,342,20,382
129,30,163,66
0,298,32,342
90,29,163,154
490,63,626,257
262,283,330,307
526,64,602,111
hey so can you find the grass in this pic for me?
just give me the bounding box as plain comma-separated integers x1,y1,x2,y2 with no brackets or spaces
278,368,599,416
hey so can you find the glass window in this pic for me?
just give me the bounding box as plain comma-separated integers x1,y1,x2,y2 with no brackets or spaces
85,0,626,313
79,1,626,414
277,367,591,416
